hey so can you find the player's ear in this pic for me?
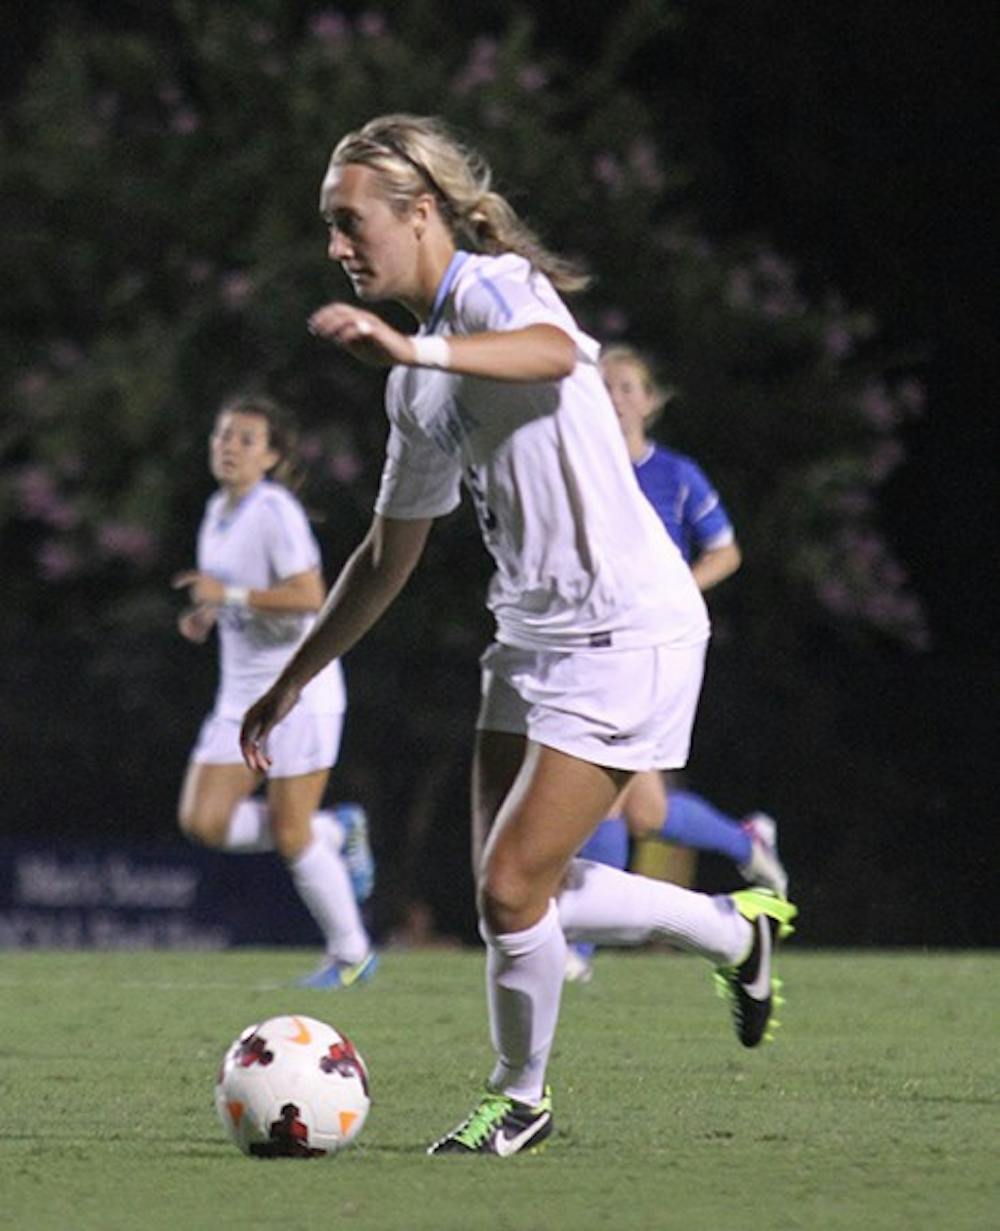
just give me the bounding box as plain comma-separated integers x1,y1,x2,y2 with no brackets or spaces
412,192,436,238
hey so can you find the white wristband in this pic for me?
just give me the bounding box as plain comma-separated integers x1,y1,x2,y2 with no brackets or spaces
411,335,452,368
222,585,250,609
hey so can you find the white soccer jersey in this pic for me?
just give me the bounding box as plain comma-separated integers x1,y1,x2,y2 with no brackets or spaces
375,251,709,652
196,479,346,719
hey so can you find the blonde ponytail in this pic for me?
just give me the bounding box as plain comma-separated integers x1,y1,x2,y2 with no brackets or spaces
325,114,591,294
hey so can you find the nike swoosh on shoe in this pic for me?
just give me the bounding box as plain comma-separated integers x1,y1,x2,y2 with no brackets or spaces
743,917,772,1001
493,1112,551,1157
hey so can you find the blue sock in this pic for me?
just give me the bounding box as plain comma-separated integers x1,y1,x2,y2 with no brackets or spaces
659,791,752,865
573,817,630,961
578,816,630,870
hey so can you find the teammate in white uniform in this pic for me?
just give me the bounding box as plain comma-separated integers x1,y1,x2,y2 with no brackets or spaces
239,115,797,1155
174,395,375,989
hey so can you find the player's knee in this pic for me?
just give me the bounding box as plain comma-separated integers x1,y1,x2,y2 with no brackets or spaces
625,813,657,838
270,817,310,861
178,806,226,848
478,860,541,935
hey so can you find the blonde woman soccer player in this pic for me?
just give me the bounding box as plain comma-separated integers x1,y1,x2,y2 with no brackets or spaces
567,347,788,982
174,395,375,989
240,115,797,1155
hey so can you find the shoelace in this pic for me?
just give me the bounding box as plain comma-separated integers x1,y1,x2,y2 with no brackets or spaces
452,1094,513,1147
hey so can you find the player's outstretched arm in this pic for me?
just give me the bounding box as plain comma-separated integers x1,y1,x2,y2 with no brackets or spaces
240,514,432,771
309,301,575,383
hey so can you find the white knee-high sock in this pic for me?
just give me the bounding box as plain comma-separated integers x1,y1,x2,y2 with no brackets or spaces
557,859,751,966
225,798,273,851
310,808,346,852
288,837,369,964
225,802,345,854
484,900,565,1106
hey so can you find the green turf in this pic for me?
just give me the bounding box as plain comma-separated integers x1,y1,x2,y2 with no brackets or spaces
0,948,995,1231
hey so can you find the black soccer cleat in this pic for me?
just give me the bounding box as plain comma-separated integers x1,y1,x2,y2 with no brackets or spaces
427,1087,553,1157
714,889,798,1047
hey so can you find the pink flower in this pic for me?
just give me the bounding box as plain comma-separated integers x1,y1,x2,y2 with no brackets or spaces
878,556,908,588
16,369,51,401
220,272,254,309
896,378,926,416
96,522,156,566
867,440,905,481
725,267,754,309
16,466,58,518
755,250,795,283
858,382,897,429
823,322,854,361
451,38,498,95
517,64,548,93
760,291,799,319
298,434,324,462
592,152,623,189
841,528,883,568
187,260,214,285
170,108,200,135
817,577,854,615
654,226,713,258
37,540,81,582
326,451,363,484
599,307,629,337
45,500,80,531
358,11,387,38
629,138,664,191
310,11,348,45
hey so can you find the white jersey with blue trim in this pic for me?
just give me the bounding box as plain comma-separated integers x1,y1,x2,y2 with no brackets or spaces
375,251,709,652
196,479,346,719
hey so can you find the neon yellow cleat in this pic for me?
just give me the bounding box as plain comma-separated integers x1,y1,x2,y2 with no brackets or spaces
714,889,797,1047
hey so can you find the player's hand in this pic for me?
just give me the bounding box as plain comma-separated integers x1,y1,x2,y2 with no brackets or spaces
308,302,412,368
177,605,217,643
240,679,302,773
172,570,225,606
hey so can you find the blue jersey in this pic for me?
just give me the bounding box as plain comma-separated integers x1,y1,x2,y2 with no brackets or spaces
633,444,735,564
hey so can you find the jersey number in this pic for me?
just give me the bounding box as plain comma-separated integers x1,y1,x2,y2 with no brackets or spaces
464,465,497,536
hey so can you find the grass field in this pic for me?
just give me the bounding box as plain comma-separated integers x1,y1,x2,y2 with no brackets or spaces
1,947,996,1231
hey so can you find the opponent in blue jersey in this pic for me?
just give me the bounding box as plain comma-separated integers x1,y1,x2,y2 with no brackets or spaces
567,346,787,983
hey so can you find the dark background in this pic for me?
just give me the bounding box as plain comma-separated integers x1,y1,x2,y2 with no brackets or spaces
2,1,996,947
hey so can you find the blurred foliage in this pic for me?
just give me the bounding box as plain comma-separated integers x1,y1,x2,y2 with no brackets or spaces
1,0,925,645
0,0,940,939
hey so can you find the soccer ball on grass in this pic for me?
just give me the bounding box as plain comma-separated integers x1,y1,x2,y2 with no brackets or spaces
216,1014,370,1157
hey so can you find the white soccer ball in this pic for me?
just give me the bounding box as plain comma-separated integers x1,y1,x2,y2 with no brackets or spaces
215,1014,370,1157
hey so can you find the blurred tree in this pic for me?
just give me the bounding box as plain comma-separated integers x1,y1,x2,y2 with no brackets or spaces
0,0,934,939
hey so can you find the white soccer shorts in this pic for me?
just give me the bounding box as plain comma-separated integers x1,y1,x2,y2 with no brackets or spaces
475,640,706,772
191,707,345,778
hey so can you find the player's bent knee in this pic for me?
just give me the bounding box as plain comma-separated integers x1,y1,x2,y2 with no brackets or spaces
478,870,547,936
272,828,310,861
178,809,227,848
